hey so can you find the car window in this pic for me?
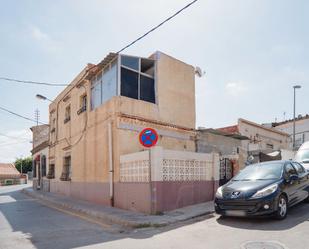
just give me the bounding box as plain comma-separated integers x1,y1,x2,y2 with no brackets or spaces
284,163,297,177
233,162,283,181
292,162,306,174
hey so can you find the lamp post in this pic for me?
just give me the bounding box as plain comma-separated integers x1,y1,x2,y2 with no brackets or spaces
293,85,301,151
36,94,53,102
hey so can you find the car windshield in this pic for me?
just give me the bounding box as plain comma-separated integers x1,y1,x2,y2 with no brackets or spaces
232,162,283,181
295,149,309,162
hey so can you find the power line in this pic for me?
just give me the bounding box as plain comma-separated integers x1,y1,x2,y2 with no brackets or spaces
0,140,31,147
0,77,69,86
0,132,30,142
117,0,198,53
0,106,47,125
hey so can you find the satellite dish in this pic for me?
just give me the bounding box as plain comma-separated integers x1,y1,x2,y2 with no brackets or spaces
195,67,205,77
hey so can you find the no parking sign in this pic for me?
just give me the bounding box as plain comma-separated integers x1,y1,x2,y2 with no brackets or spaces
139,128,158,148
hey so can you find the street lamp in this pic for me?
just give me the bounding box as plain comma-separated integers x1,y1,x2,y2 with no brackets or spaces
36,94,53,102
293,85,301,151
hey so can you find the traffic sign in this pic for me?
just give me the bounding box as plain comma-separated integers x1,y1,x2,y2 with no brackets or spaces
139,128,158,148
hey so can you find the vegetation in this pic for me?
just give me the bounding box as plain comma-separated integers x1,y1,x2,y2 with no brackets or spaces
14,157,32,173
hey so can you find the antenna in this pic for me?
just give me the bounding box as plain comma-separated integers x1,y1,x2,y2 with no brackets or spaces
195,67,205,78
34,109,40,126
283,112,286,121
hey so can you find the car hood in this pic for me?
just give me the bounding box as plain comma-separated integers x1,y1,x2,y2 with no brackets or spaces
221,179,279,199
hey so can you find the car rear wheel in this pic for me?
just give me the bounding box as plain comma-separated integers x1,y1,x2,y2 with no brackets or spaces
275,195,287,220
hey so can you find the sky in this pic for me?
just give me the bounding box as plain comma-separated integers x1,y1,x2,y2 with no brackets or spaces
0,0,308,162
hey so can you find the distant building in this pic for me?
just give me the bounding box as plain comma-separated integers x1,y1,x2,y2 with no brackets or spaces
218,118,290,155
196,128,249,185
271,114,309,150
30,124,49,191
0,163,21,186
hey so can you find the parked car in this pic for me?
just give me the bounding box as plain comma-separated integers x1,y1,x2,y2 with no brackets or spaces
215,160,309,219
295,141,309,171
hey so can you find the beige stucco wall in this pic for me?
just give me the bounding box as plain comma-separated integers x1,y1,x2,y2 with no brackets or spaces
238,119,289,152
48,52,196,188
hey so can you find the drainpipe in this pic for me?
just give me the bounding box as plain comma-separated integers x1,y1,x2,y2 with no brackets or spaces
108,122,114,206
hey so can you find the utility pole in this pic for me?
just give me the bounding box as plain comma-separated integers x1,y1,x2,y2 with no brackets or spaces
293,85,301,150
34,109,40,126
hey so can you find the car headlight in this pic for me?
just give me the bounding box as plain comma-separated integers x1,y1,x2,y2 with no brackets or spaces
251,183,278,199
215,186,223,198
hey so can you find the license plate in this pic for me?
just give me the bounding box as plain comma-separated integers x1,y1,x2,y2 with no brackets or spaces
225,210,246,217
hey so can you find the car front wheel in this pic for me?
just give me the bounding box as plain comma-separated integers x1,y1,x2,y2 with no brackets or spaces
275,195,288,220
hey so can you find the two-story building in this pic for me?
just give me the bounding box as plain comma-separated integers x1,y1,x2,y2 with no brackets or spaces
47,51,220,214
31,124,50,191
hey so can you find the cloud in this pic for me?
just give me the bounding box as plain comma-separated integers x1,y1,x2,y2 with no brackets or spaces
0,129,32,163
30,26,50,42
225,82,248,96
28,25,62,53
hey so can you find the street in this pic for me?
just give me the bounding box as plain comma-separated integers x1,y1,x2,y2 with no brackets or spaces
1,185,309,249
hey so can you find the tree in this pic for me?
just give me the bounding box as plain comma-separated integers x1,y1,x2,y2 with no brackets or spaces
14,157,32,173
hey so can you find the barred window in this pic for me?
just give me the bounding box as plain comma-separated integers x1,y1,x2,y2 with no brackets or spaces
47,164,55,179
60,156,71,181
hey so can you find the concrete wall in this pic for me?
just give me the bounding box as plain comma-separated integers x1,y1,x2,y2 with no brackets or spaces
238,119,290,152
119,147,220,213
196,131,242,155
274,118,309,149
31,125,49,149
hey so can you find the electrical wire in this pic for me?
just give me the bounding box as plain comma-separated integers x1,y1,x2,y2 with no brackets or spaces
0,106,47,125
0,140,31,147
117,0,198,53
0,77,69,86
0,132,30,142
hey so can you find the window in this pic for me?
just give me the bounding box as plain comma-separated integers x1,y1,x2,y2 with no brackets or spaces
266,144,274,149
120,55,155,104
121,55,139,71
91,60,117,110
78,95,87,115
51,118,56,132
41,156,46,177
60,156,71,181
64,105,71,123
47,164,55,179
292,162,306,174
121,67,138,99
91,75,102,109
284,163,297,178
140,75,155,103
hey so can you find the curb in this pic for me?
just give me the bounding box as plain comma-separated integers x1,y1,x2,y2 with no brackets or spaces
22,188,214,228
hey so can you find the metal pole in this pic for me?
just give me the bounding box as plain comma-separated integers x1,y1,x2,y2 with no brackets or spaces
293,87,296,150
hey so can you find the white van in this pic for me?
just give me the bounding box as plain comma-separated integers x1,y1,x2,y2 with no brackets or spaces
295,141,309,171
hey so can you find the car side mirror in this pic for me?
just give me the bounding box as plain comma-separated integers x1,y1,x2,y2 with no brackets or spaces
288,174,299,183
302,159,309,164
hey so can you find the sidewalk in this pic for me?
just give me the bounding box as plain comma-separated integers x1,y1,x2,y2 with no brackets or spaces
22,188,214,228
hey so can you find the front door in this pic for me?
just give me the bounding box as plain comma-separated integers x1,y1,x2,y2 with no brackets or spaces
37,161,41,189
219,158,233,186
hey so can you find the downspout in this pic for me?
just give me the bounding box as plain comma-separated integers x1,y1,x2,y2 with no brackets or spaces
108,122,114,206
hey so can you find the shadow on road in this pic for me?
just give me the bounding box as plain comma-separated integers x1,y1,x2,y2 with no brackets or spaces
0,185,213,249
216,202,309,231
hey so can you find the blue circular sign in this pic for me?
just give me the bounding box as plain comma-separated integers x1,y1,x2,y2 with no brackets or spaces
139,128,158,147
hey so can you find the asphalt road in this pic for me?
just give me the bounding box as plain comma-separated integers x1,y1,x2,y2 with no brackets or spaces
1,184,309,249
